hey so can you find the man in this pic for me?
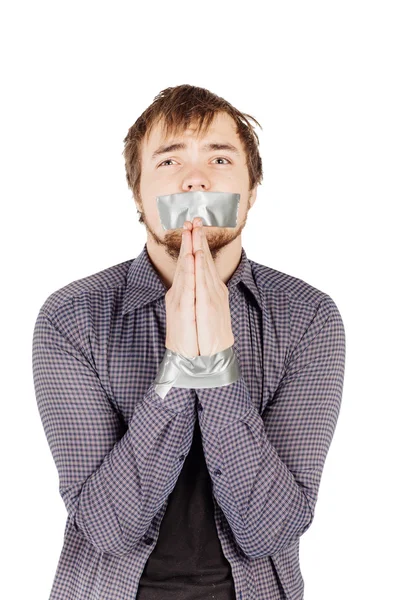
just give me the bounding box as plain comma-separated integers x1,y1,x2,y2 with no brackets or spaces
32,84,346,600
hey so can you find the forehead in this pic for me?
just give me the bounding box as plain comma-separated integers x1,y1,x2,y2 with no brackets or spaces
144,111,240,153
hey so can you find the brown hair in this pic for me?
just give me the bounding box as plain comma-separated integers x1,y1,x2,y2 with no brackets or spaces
122,84,263,223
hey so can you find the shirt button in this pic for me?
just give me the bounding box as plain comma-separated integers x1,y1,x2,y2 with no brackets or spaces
214,468,222,476
179,454,185,461
143,537,154,545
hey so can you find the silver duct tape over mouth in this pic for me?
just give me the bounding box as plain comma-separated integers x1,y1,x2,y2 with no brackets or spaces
156,191,240,230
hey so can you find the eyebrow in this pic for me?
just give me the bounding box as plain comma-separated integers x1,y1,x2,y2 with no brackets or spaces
151,141,240,160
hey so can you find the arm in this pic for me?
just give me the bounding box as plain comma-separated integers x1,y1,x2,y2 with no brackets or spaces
32,308,196,558
196,295,346,559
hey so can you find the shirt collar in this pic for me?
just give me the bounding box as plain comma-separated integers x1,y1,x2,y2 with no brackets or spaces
122,243,262,315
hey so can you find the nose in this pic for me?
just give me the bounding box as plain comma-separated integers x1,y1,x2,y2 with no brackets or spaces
187,184,206,191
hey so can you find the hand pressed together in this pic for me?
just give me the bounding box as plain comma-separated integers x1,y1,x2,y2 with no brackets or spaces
165,217,235,358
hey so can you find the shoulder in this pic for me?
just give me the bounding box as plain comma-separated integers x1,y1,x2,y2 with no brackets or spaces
37,257,134,320
248,257,344,325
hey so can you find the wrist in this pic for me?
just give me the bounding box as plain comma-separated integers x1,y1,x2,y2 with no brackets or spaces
154,345,241,399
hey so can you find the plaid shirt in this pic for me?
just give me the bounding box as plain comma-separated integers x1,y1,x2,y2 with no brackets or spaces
32,244,346,600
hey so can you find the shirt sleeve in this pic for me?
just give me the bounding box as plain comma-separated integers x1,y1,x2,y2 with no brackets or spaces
32,308,197,558
195,294,346,559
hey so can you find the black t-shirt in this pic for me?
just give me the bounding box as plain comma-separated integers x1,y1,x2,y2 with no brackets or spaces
136,403,236,600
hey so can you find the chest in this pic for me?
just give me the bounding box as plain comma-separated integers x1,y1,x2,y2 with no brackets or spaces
109,291,264,423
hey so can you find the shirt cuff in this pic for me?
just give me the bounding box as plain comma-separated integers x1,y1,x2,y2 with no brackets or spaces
195,375,254,433
146,381,197,415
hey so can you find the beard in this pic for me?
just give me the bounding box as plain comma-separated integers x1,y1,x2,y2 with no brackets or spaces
138,193,251,262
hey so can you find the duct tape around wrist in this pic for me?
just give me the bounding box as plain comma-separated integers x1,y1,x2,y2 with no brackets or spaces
153,345,241,399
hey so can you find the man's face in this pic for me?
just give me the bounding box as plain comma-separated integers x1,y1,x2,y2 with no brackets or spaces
137,111,257,261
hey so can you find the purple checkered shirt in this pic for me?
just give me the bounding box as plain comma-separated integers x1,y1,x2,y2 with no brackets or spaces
32,243,346,600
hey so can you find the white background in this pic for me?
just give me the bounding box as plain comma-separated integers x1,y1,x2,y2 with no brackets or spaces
1,1,399,598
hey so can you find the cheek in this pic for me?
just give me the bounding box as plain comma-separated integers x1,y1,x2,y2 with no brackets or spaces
148,203,160,225
237,198,247,222
141,176,160,195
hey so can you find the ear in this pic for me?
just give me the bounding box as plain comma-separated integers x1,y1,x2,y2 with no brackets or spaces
134,198,143,214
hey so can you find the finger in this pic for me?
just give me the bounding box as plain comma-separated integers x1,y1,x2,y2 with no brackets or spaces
181,243,195,307
201,227,225,290
191,218,203,254
192,232,217,303
193,221,220,293
195,246,210,302
171,229,193,299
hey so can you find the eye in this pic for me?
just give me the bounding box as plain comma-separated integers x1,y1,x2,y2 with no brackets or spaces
213,157,231,165
159,159,176,167
158,157,232,167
